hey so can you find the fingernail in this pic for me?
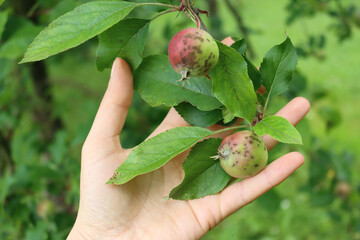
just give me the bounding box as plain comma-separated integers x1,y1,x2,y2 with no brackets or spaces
111,58,119,78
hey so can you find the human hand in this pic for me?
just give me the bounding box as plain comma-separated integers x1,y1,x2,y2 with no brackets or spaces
67,40,310,240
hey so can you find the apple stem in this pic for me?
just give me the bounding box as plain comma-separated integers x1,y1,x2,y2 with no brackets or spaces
190,6,209,32
180,0,208,31
188,6,201,28
184,10,198,25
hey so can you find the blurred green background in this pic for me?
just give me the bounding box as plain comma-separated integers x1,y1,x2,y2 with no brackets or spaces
1,0,359,239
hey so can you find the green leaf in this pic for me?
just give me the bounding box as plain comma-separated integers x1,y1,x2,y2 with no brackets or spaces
222,107,236,124
260,37,298,96
244,55,262,90
254,116,302,144
231,39,262,90
174,102,223,127
108,126,214,185
210,41,257,122
132,0,173,4
0,0,4,6
256,92,266,107
0,11,8,41
20,1,137,63
231,38,247,55
169,138,231,200
134,55,222,111
96,18,149,71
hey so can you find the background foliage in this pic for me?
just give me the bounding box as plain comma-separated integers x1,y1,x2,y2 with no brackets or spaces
0,0,359,239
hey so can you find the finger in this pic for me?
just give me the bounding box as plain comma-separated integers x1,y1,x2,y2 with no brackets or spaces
263,97,310,150
222,37,235,46
218,152,304,219
88,58,133,142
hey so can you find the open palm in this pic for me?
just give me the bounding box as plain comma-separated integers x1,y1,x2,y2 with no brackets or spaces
68,50,310,240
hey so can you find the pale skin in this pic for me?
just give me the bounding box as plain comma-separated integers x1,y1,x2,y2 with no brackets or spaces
67,38,311,240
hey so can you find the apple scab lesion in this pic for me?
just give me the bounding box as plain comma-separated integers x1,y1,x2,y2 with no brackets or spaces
168,28,219,81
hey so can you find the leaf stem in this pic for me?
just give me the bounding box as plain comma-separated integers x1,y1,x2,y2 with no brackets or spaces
151,8,180,21
184,9,198,25
212,125,250,136
188,6,201,28
180,0,209,31
136,2,179,9
262,90,271,115
190,6,208,32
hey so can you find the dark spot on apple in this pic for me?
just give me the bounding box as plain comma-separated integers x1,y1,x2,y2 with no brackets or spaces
192,45,202,54
194,36,204,42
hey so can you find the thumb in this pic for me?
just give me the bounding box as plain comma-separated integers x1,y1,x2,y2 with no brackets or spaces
87,58,133,143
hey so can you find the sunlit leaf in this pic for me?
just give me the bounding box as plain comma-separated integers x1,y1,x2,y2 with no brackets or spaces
20,1,137,63
260,37,298,97
108,127,214,185
254,116,302,144
211,41,257,122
